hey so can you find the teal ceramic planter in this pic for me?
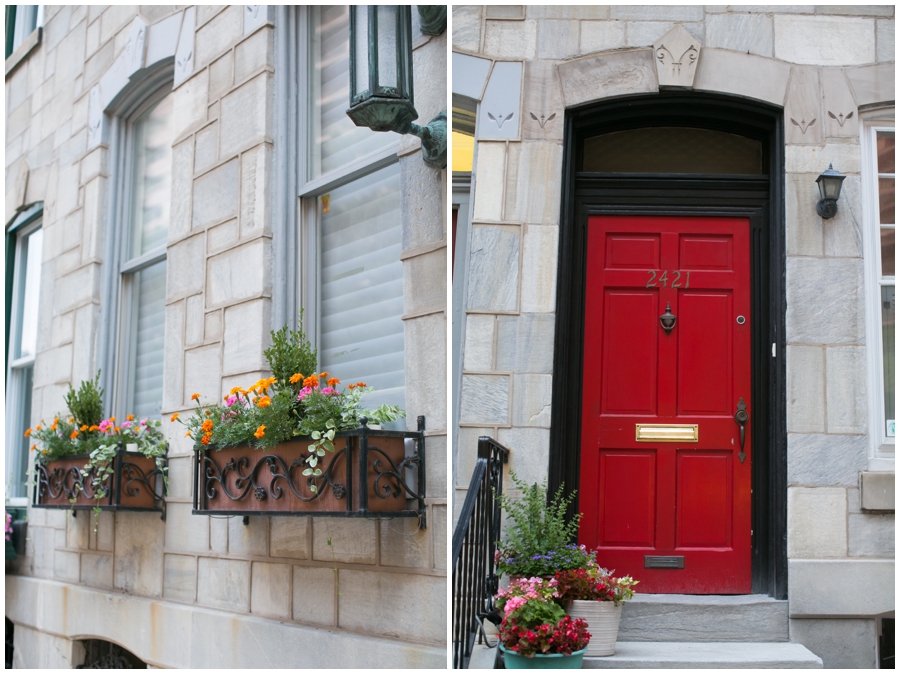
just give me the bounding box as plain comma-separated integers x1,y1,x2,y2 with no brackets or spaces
500,644,587,669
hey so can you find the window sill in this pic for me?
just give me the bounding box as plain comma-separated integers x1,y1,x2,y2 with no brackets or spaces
5,27,41,78
6,497,29,508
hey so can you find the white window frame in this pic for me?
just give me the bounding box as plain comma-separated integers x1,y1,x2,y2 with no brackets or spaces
860,110,895,471
5,206,43,504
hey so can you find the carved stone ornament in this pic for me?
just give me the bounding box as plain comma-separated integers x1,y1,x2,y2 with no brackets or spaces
653,25,701,89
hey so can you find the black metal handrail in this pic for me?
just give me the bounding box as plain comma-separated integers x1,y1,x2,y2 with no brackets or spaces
451,436,509,669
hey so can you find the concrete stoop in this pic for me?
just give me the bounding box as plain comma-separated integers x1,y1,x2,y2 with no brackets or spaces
582,642,823,668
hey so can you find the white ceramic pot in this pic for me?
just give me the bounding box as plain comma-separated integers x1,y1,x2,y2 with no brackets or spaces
565,600,622,656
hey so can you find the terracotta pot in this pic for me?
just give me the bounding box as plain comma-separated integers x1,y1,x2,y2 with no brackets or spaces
34,453,164,510
500,645,586,669
565,600,622,656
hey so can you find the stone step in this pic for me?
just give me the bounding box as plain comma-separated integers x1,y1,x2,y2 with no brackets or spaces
618,594,789,642
582,642,823,669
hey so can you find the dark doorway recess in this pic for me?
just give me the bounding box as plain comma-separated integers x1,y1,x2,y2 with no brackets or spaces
549,92,787,599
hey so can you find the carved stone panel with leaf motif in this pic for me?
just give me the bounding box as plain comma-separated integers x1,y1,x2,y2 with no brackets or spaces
653,25,701,88
785,66,823,146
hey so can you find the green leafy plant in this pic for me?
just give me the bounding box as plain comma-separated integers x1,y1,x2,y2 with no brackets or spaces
263,310,318,389
554,565,638,605
64,372,104,429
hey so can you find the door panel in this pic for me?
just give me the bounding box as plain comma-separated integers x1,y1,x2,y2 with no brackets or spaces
580,215,751,594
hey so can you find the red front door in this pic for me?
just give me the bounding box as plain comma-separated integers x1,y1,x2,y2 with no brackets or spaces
579,215,752,594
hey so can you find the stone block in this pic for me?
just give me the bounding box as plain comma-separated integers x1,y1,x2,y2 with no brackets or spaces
207,218,239,254
250,562,291,619
338,570,446,641
844,63,895,107
404,313,447,430
472,143,506,222
403,248,446,316
823,176,863,258
694,49,791,106
185,293,205,347
165,502,209,553
707,13,773,57
183,344,222,407
197,557,250,612
496,313,555,373
498,427,551,488
172,69,208,140
293,565,335,626
220,73,272,158
207,238,270,308
400,153,444,251
876,18,894,62
433,505,447,570
536,20,580,59
33,344,73,388
528,6,609,19
192,158,238,229
194,123,218,174
380,517,429,569
789,559,894,616
787,346,825,433
464,314,495,371
774,15,875,66
80,553,113,589
520,225,559,313
581,20,626,54
164,456,192,502
223,299,270,374
12,625,78,669
452,5,482,53
209,52,233,101
512,374,553,428
483,20,537,59
790,618,876,669
826,346,867,434
114,511,165,597
848,513,894,556
170,139,194,242
785,173,823,257
787,487,847,558
787,434,867,487
506,142,563,226
197,5,225,27
312,518,376,565
240,143,272,239
485,6,524,19
228,515,268,555
205,310,223,342
860,472,894,511
195,4,242,69
610,6,703,20
785,143,862,174
162,300,185,412
467,225,519,311
425,434,447,500
821,69,859,139
173,6,195,89
66,509,90,549
270,516,309,559
166,234,206,300
210,516,227,553
786,257,865,344
235,26,273,82
479,61,522,141
144,10,181,65
785,67,823,146
558,50,658,108
628,21,696,49
520,62,564,144
460,375,510,425
49,311,75,348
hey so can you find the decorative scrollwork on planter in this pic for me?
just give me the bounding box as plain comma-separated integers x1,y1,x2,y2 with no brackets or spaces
370,445,419,500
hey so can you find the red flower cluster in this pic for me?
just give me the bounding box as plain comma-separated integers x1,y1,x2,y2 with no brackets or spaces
499,615,590,658
554,568,613,602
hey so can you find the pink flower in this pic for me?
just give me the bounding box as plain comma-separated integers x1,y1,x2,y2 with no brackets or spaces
140,418,149,426
99,420,113,433
225,395,238,407
503,596,526,615
121,421,132,428
321,387,337,395
297,386,313,401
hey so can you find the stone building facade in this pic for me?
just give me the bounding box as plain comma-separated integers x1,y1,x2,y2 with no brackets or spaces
452,5,894,668
5,5,446,668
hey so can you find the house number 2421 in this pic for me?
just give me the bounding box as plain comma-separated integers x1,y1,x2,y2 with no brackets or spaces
646,270,691,288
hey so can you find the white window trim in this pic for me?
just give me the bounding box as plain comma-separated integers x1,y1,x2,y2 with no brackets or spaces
860,110,895,471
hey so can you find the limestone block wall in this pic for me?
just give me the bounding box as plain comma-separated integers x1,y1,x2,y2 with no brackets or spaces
453,6,893,662
6,5,445,668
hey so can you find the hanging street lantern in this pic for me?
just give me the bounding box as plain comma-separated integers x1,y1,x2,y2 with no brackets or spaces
347,5,447,169
815,164,846,219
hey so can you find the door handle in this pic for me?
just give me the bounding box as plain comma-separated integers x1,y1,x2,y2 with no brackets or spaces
734,398,748,463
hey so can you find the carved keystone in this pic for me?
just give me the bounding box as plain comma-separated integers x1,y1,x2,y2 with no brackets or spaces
653,25,701,89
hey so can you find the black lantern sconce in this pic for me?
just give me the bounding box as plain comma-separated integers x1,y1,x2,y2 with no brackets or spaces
815,164,846,219
347,5,447,169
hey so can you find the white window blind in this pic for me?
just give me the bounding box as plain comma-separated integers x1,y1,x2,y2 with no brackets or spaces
126,260,167,419
319,163,405,410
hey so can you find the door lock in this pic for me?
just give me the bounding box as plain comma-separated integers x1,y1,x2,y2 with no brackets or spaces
734,398,749,463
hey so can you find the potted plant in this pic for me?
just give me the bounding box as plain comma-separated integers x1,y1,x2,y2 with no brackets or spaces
495,576,591,669
181,317,426,523
29,373,167,525
555,563,638,656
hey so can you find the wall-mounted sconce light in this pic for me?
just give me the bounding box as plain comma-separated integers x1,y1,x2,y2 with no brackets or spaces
815,164,846,219
347,5,447,169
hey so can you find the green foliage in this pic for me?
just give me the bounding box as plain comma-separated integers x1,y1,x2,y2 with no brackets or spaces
64,372,104,428
263,311,318,389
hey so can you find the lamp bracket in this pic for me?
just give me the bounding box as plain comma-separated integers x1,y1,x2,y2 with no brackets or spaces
409,111,447,169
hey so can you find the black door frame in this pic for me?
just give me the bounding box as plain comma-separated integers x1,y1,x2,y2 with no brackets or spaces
548,92,787,598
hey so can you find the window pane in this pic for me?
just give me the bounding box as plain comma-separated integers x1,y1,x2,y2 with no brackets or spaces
376,5,398,89
130,93,174,258
877,131,894,175
452,131,474,172
8,366,33,498
13,5,38,49
16,227,43,360
882,228,895,277
319,163,404,410
883,285,895,426
127,261,167,419
309,5,395,179
878,178,894,225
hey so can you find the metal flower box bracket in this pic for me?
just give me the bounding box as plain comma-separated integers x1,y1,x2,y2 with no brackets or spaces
192,416,427,528
32,444,168,519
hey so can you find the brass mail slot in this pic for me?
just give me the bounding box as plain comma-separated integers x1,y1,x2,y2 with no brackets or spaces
645,555,685,569
635,424,699,442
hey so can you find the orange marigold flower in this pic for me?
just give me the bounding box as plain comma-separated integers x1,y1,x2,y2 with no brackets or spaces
256,396,271,408
50,423,58,431
319,371,329,378
110,417,116,423
327,377,340,387
347,384,357,390
126,414,134,421
170,413,179,422
205,410,212,416
230,386,242,395
35,425,41,431
254,425,266,439
289,373,303,384
191,393,201,401
30,444,36,451
356,382,367,388
201,433,211,446
201,419,213,433
303,375,319,388
89,425,99,432
185,432,192,438
68,417,74,423
114,427,120,433
42,449,47,455
80,425,88,431
70,430,79,439
53,417,59,424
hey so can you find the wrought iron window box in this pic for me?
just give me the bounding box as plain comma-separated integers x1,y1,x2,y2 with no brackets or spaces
32,444,167,518
192,417,427,528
